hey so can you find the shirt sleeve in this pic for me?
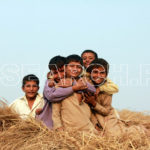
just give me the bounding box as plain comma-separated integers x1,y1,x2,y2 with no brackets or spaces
86,82,96,93
93,94,112,116
43,80,74,102
9,100,18,112
99,78,119,94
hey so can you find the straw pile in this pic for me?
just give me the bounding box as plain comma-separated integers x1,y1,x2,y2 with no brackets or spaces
0,101,150,150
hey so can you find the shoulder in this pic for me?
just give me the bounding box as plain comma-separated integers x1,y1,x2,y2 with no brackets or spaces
37,93,43,98
9,96,25,107
98,92,112,99
36,93,45,103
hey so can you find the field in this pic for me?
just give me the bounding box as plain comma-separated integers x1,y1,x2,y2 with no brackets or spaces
0,101,150,150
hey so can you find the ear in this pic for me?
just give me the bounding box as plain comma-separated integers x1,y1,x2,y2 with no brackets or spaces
22,86,25,92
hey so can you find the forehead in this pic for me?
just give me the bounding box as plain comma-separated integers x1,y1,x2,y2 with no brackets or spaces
51,66,65,72
92,66,105,71
24,80,37,85
67,61,81,65
82,52,95,57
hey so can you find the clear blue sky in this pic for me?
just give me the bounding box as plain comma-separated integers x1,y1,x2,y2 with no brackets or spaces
0,0,150,111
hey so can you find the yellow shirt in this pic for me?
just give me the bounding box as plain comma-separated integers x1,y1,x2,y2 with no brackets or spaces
99,78,119,94
9,94,44,119
82,70,119,94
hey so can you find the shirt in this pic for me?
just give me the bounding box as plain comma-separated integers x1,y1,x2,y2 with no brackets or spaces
9,94,44,119
36,79,96,129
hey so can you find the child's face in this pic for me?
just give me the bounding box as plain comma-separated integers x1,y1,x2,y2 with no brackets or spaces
66,61,82,78
51,66,65,83
22,81,39,99
90,66,107,85
82,52,95,68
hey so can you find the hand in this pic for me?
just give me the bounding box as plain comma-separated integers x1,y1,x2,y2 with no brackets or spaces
84,92,96,107
72,79,87,91
48,79,55,87
35,108,43,115
95,124,101,131
56,126,64,131
57,78,73,87
47,72,53,79
96,88,100,96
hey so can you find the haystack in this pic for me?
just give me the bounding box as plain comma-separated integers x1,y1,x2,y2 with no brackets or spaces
0,101,150,150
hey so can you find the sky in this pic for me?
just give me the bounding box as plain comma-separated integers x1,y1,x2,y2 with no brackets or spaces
0,0,150,112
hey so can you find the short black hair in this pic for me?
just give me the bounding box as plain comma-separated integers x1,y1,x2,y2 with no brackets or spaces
81,49,98,59
66,54,83,65
22,74,39,87
48,55,66,70
87,58,109,76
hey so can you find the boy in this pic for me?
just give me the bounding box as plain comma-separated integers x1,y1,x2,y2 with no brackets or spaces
36,56,92,128
81,50,120,118
10,74,44,119
52,55,97,132
81,49,119,95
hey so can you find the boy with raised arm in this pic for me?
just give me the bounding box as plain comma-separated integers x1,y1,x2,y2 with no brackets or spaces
52,55,97,132
36,55,94,129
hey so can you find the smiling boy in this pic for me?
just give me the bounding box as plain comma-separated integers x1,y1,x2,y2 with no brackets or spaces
36,55,90,129
10,74,44,119
52,55,97,133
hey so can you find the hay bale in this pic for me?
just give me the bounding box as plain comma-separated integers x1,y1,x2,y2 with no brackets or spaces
0,101,150,150
0,100,21,131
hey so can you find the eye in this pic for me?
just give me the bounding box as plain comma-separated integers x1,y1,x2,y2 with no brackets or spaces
89,57,94,60
25,84,38,88
77,65,82,69
32,85,38,88
52,70,58,74
93,70,98,74
59,70,64,73
100,71,106,75
69,64,74,67
25,85,31,88
82,57,87,60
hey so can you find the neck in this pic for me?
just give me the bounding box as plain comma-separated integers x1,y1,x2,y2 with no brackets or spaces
26,95,37,101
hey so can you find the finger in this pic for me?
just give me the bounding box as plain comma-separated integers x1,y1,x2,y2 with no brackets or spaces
86,91,91,96
84,93,88,97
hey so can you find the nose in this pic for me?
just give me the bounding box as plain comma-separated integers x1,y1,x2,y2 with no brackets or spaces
72,66,78,71
30,86,34,91
59,72,64,78
85,58,89,62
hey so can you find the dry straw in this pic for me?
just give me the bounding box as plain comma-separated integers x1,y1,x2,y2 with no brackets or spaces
0,100,150,150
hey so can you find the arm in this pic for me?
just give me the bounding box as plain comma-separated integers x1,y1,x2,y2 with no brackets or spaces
75,77,96,93
52,102,63,129
86,81,96,93
93,94,112,116
43,80,74,102
99,78,119,94
90,112,98,126
44,79,91,102
84,93,112,116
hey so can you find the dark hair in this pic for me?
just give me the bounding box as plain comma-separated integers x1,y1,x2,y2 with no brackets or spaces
87,58,109,76
66,54,83,65
81,49,98,59
22,74,39,87
48,55,66,70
